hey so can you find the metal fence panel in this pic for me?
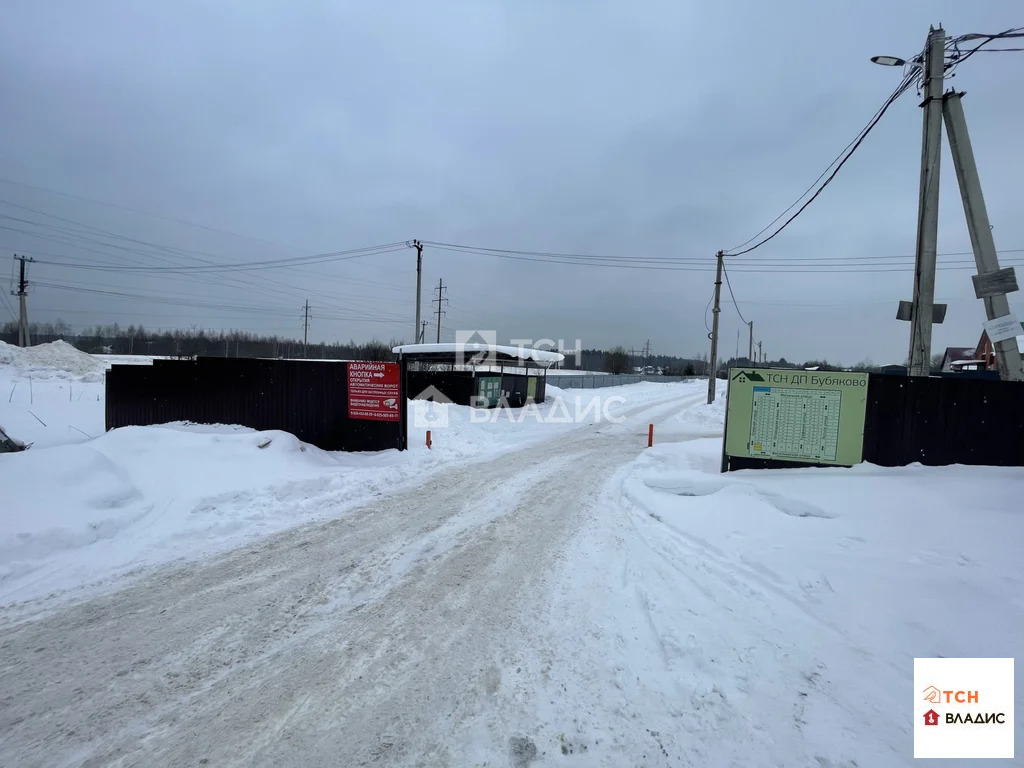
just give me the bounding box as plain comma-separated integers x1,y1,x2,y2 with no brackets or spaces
106,357,405,452
546,374,692,389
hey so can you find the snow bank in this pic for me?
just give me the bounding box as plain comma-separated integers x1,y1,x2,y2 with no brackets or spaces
0,340,106,379
0,425,412,604
531,418,1024,765
0,377,703,606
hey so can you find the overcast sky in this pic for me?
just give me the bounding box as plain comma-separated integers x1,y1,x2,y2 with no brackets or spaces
1,0,1022,365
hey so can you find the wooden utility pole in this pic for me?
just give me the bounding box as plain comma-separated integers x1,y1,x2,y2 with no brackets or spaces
748,321,754,363
707,251,724,404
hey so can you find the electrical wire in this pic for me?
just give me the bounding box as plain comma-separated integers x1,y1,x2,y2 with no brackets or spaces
32,243,408,273
721,263,749,325
0,285,17,323
0,174,304,252
723,68,920,254
703,284,715,334
428,243,1024,273
725,71,918,257
946,28,1024,76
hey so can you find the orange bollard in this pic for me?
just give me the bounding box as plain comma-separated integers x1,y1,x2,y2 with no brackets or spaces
648,423,654,448
426,430,432,450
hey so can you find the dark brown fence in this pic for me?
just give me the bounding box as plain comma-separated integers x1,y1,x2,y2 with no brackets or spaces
106,357,406,452
726,373,1024,471
862,374,1024,467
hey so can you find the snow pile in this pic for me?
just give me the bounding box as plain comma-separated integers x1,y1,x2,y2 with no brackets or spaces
0,340,106,379
527,423,1024,765
670,394,725,434
0,379,701,605
0,425,414,603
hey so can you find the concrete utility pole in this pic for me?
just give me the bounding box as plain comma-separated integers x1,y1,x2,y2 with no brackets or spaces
431,278,447,343
942,91,1024,381
302,300,310,358
907,26,946,377
747,321,754,363
412,240,423,344
13,255,33,347
707,251,724,404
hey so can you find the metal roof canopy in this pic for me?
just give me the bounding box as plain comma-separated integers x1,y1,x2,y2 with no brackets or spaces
392,343,563,372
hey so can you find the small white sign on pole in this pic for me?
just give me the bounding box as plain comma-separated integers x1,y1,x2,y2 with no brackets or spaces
983,313,1021,343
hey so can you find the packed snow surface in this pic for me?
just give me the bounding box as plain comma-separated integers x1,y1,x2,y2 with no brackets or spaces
1,348,1021,767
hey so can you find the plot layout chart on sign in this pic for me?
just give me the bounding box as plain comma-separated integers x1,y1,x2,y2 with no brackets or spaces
748,386,842,462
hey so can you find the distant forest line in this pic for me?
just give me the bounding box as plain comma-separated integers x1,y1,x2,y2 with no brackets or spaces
1,320,878,374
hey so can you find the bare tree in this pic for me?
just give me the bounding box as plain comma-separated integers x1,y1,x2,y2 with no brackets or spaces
360,340,394,362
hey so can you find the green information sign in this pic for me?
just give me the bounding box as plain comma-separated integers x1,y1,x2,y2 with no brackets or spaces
476,376,502,407
724,368,869,468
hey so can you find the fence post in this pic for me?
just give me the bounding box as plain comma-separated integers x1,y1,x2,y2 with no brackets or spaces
426,430,432,450
648,423,654,448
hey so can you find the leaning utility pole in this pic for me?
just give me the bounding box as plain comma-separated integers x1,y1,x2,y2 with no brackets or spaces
14,255,33,347
302,300,310,358
412,240,423,344
942,91,1024,381
907,26,946,377
419,320,428,343
747,321,754,363
431,278,447,343
707,251,724,404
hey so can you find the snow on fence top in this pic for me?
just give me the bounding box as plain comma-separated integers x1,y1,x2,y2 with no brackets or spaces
392,343,565,365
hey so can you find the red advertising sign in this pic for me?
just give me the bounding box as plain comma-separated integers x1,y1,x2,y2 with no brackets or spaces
347,362,401,421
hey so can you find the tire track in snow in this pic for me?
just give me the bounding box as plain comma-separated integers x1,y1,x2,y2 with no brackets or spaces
0,388,700,767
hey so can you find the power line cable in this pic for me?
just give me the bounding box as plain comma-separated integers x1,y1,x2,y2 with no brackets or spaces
703,284,715,334
0,285,17,322
725,71,918,257
723,69,920,254
721,263,749,325
0,174,306,252
428,243,1023,273
32,243,407,273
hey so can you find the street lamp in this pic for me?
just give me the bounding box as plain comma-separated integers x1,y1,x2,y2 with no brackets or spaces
870,55,906,67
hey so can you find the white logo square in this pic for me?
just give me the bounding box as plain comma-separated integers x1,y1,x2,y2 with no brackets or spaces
914,657,1014,758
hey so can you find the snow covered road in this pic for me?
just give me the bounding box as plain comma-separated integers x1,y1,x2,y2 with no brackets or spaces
0,389,704,767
